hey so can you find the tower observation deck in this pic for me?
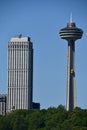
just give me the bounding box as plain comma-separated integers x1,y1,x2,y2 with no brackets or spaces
59,22,83,111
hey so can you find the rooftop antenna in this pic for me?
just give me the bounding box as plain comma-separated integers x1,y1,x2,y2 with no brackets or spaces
70,13,72,23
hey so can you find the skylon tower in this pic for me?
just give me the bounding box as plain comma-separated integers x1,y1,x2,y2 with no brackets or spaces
59,21,83,111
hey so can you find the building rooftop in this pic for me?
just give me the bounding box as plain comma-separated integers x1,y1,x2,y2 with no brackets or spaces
10,34,30,42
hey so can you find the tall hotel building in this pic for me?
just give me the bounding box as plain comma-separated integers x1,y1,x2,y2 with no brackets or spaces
8,34,33,111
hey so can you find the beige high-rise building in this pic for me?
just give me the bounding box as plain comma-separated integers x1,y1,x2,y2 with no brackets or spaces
8,34,33,111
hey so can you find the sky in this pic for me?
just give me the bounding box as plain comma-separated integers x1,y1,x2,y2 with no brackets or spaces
0,0,87,109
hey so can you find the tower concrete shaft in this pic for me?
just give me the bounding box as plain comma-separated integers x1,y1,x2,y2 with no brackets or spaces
67,40,76,111
59,22,83,111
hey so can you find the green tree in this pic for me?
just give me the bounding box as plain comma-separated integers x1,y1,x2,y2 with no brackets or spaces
0,105,87,130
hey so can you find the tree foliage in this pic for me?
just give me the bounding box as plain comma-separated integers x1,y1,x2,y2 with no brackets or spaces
0,105,87,130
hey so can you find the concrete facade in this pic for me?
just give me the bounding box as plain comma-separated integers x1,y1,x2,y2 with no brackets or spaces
0,94,7,115
8,35,33,111
59,22,83,111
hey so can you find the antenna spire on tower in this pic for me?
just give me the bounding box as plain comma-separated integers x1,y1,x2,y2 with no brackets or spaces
70,13,72,23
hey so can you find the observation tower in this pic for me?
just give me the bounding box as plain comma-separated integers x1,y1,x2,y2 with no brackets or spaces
59,20,83,111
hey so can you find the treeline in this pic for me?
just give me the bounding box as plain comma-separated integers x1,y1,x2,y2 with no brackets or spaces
0,105,87,130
